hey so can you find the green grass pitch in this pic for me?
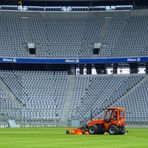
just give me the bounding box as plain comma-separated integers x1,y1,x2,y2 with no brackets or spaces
0,128,147,148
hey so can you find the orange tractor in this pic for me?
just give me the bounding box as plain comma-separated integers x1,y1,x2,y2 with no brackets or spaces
66,107,126,135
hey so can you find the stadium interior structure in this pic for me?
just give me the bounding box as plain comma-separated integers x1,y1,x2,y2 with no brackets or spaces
0,0,148,128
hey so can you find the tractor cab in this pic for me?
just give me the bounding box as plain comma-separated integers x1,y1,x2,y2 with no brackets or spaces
104,107,125,123
103,107,126,134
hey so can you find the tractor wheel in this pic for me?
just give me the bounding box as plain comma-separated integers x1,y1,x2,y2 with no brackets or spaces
108,125,119,135
88,125,98,134
119,127,126,135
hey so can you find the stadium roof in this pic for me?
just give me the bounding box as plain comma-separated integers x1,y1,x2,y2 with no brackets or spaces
21,0,131,1
0,0,140,2
0,0,147,7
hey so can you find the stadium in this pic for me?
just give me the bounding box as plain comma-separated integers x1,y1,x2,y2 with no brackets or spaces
0,0,148,147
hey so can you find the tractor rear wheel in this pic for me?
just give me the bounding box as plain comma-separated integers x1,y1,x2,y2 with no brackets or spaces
88,125,98,134
89,124,104,134
108,125,119,135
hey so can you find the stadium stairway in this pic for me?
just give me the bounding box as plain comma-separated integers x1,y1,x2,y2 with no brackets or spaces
99,17,111,43
21,17,33,43
112,75,147,107
60,75,76,126
99,75,147,117
0,77,22,108
21,17,36,57
98,76,148,117
93,17,111,57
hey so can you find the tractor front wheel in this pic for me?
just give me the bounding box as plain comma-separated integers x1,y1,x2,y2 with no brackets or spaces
108,125,119,135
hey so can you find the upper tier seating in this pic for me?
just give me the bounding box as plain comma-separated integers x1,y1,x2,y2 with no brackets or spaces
0,11,148,58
